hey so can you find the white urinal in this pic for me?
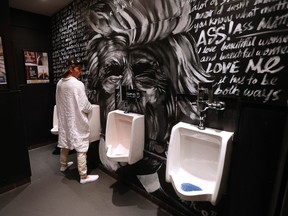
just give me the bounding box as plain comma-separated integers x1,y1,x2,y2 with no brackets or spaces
50,105,58,135
105,110,144,165
166,122,233,205
50,104,101,142
88,104,101,142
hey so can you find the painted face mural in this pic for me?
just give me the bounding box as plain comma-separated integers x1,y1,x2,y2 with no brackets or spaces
86,0,213,155
85,1,214,203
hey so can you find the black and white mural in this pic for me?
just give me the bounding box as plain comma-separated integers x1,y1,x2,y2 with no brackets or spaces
51,0,288,215
84,0,218,215
85,0,213,152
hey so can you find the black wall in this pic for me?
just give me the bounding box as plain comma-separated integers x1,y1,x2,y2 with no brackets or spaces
0,0,31,192
227,102,287,216
0,91,31,191
10,8,56,147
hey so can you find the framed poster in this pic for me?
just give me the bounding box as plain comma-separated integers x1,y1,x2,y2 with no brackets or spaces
24,50,49,84
0,36,7,85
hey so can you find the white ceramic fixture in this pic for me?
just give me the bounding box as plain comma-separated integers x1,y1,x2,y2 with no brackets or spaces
50,104,101,142
166,122,233,205
105,110,145,165
88,104,101,142
50,105,58,135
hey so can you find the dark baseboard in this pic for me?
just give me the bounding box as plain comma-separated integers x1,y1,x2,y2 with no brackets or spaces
0,177,31,194
28,141,57,150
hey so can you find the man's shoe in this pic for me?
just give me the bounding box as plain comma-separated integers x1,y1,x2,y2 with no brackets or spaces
60,161,74,172
80,175,99,184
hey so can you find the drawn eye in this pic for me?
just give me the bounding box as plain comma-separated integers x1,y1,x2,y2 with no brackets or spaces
104,64,124,77
132,63,156,77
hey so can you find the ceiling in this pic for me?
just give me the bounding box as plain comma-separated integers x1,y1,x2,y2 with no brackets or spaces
9,0,74,16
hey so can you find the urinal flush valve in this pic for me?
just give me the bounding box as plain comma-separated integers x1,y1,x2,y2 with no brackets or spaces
196,82,226,130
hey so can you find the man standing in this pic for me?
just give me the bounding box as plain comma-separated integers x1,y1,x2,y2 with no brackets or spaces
56,57,99,184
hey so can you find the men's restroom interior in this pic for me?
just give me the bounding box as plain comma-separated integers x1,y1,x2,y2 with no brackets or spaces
1,0,288,216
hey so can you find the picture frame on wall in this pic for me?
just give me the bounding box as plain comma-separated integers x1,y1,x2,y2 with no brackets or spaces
0,36,7,85
24,50,49,84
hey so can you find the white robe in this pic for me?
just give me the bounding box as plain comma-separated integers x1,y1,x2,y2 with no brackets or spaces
56,77,92,152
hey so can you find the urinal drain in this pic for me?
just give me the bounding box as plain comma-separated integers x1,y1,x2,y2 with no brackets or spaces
181,183,202,192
